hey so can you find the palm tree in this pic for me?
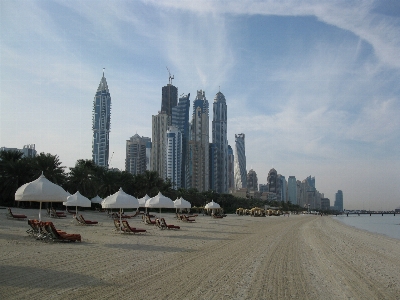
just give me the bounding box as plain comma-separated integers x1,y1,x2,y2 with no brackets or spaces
66,159,99,198
31,152,67,186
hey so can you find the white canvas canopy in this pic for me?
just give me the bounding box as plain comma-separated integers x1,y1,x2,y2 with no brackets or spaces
63,191,91,215
174,197,191,209
15,173,69,221
102,188,139,231
205,200,220,209
90,195,103,204
145,192,174,215
138,194,150,207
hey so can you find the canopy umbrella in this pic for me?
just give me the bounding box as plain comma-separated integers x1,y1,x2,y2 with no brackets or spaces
205,200,221,216
63,191,91,215
90,195,103,204
138,194,150,207
15,173,69,221
102,188,139,231
145,192,174,216
173,197,191,213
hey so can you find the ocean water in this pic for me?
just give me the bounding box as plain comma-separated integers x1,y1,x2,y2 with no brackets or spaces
333,214,400,240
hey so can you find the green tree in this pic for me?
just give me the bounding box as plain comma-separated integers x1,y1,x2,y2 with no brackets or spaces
31,152,67,186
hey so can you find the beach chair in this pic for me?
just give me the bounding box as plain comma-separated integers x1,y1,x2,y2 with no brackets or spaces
181,215,196,222
50,207,67,218
121,220,147,234
44,222,81,242
113,219,128,232
79,215,98,225
144,215,156,225
6,208,27,220
155,218,166,229
160,218,180,230
27,219,41,237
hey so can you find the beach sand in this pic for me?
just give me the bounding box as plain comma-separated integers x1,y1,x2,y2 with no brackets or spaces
1,208,400,299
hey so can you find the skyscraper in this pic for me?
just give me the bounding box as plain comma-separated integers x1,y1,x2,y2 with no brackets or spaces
267,168,278,194
335,190,344,211
172,93,190,188
166,126,182,189
189,90,209,192
151,111,169,179
125,134,150,175
247,169,258,192
212,91,228,194
288,176,297,204
227,145,234,192
92,70,111,167
234,133,246,190
161,74,178,125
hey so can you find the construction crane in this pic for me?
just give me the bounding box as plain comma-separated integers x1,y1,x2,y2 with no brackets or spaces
166,67,174,84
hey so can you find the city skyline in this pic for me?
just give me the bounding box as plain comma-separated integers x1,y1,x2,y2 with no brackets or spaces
1,1,400,210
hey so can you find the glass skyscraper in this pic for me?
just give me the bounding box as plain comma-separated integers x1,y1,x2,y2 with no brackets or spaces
92,70,111,167
234,133,246,190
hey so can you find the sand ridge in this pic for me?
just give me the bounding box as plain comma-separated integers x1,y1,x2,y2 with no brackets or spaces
1,209,400,299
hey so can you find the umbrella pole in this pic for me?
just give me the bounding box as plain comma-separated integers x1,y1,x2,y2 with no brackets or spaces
39,202,42,221
76,206,78,216
120,208,123,232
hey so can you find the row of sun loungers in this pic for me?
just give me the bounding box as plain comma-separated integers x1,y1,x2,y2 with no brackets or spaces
27,219,81,242
176,213,197,222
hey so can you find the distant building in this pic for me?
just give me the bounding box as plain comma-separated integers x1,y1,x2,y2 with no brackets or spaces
227,145,235,192
306,175,315,189
166,126,182,189
259,184,268,194
267,168,278,194
189,90,209,192
125,134,150,175
212,91,228,194
161,78,178,125
234,133,246,190
92,70,111,167
288,176,297,204
320,198,330,211
247,169,258,192
146,141,152,171
151,111,169,179
335,190,344,212
209,143,217,191
0,144,37,158
172,93,190,188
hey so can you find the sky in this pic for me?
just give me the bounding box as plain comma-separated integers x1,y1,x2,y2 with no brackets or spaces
1,0,400,210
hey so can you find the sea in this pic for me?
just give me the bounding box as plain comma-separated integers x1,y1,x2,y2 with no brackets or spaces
332,214,400,240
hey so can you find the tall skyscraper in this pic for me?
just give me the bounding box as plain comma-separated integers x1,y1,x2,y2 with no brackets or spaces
247,169,258,192
209,143,217,191
227,145,234,192
212,91,228,194
92,70,111,167
151,111,169,179
172,93,190,188
267,168,278,194
125,134,150,175
189,90,209,192
166,126,182,189
288,176,297,204
161,74,178,125
335,190,344,211
234,133,246,190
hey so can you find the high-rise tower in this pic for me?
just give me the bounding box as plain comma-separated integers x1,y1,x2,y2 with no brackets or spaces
166,125,182,189
234,133,246,190
151,111,169,179
92,70,111,167
161,71,178,125
125,134,150,175
335,190,344,211
189,90,209,192
212,91,228,194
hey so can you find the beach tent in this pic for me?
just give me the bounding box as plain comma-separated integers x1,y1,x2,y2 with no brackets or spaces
205,200,221,216
63,191,91,215
173,197,191,213
145,192,174,216
138,194,150,207
90,195,103,204
15,173,70,221
102,188,139,231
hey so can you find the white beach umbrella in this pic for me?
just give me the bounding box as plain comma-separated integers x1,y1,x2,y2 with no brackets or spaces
102,188,139,230
15,173,69,221
145,192,174,215
90,195,103,204
173,197,191,213
138,194,150,207
205,200,221,216
63,191,91,215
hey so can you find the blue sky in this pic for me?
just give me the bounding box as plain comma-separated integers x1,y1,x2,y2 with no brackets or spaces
1,0,400,210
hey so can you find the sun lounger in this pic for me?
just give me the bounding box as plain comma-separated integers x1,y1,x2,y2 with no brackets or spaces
181,215,196,222
6,208,27,220
121,220,146,234
155,218,166,229
79,214,98,225
161,218,180,230
144,215,156,225
50,207,67,218
113,219,128,232
27,219,41,237
44,222,81,242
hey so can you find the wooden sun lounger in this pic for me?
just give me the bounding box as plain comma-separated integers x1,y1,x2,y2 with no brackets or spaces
181,215,196,222
144,215,156,225
7,208,27,220
50,207,67,218
79,214,98,225
44,222,81,242
121,220,146,234
161,218,180,230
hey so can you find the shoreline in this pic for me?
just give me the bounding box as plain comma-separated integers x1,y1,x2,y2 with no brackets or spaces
1,209,400,299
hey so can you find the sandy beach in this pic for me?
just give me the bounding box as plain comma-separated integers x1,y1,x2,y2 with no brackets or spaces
1,208,400,299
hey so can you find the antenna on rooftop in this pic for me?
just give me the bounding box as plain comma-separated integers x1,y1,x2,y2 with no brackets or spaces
166,67,174,84
103,68,105,76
